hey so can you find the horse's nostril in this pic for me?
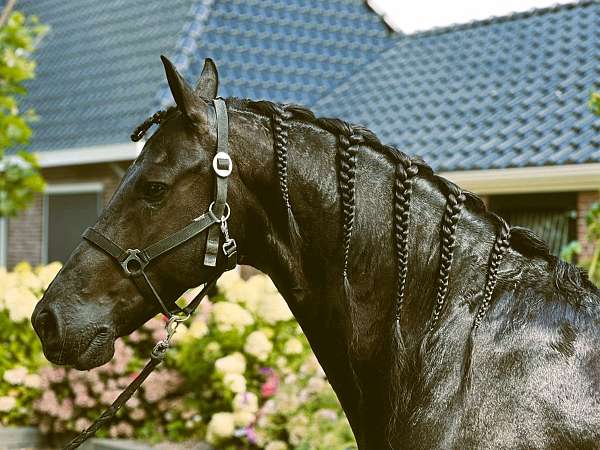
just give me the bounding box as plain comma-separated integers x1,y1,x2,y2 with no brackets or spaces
35,309,61,346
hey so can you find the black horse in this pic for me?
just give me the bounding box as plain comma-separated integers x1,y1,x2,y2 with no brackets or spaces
32,57,600,449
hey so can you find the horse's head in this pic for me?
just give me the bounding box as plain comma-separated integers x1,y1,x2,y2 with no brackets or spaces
32,56,241,369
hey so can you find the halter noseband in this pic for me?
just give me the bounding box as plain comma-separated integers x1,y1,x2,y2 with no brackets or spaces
81,98,237,319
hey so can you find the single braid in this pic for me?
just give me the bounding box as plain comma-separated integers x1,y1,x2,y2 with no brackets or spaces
473,217,511,329
392,156,418,325
272,105,293,211
429,187,466,331
338,130,362,294
272,105,301,245
131,110,166,142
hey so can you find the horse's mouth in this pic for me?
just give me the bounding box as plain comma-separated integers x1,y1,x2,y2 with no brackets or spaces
73,328,115,370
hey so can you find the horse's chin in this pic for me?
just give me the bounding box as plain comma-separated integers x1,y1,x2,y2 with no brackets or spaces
73,331,116,371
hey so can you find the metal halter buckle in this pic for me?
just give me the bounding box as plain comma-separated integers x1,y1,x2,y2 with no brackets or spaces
212,152,232,177
120,249,148,276
223,239,237,257
208,202,231,222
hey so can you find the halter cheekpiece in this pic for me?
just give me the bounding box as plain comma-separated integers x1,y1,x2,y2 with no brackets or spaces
82,98,237,319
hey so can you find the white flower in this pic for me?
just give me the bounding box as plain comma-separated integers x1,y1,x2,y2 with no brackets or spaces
233,410,255,427
188,318,208,339
257,293,293,324
170,324,188,343
17,269,43,292
244,330,272,361
23,373,41,389
265,441,288,450
232,392,258,414
3,367,28,385
3,286,38,322
36,262,62,290
205,342,221,356
284,338,303,355
215,352,246,375
212,301,254,331
206,412,235,444
223,373,246,393
241,275,277,312
0,396,17,412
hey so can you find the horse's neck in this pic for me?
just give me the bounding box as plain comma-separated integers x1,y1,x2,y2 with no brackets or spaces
230,110,501,440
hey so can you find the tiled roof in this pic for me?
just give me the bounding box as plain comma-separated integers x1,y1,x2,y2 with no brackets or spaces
156,0,395,108
18,0,195,152
16,0,394,153
315,1,600,171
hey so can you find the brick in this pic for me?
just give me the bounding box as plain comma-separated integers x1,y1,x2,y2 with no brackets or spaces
577,191,599,261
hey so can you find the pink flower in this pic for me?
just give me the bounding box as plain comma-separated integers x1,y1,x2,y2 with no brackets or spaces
100,389,120,406
245,426,257,444
75,417,91,430
90,380,105,395
143,370,183,403
128,330,142,343
261,373,279,398
40,366,66,384
74,393,95,408
57,399,74,421
130,408,146,421
126,396,140,409
71,382,87,396
114,421,134,437
35,390,60,416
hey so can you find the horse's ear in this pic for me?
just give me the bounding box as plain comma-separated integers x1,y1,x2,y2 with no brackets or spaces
195,58,218,99
160,55,203,120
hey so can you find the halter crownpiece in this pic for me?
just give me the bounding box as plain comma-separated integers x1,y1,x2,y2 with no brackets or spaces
81,97,236,318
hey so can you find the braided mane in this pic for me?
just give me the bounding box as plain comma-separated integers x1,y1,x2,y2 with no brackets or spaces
133,98,594,332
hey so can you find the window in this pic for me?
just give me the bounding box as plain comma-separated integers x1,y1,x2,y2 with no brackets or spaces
0,218,6,267
43,184,103,263
489,192,577,256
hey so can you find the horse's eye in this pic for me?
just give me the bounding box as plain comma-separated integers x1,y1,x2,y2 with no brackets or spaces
142,182,167,201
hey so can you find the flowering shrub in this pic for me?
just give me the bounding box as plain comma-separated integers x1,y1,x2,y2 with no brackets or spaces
1,264,355,448
172,272,356,448
0,262,60,425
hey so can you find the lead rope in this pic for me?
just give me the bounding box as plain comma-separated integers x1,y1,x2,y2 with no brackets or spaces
62,275,220,450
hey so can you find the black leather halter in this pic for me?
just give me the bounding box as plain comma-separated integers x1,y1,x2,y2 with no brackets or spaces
81,98,237,319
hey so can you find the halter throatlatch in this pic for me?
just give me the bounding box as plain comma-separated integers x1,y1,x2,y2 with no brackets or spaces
63,99,236,449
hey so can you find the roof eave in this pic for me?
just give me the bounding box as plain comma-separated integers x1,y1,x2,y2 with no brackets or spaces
35,143,143,168
441,163,600,195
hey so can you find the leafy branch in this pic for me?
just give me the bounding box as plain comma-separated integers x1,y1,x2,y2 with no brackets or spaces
0,7,48,217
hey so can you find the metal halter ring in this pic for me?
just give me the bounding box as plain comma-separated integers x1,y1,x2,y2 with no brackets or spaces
212,152,232,177
208,202,231,222
120,249,148,276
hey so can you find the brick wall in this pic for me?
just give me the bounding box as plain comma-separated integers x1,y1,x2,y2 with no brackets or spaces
7,195,43,268
577,191,599,261
6,162,129,268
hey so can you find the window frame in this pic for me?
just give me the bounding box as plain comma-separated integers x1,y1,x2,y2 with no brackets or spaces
42,182,104,264
0,217,6,267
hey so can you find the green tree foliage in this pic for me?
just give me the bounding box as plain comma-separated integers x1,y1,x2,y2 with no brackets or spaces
0,8,48,217
587,202,600,283
590,92,600,116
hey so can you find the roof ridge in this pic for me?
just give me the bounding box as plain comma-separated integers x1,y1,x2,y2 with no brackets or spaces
363,0,397,34
152,0,216,111
408,0,598,38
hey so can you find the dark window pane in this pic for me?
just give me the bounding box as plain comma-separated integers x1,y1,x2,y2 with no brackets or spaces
47,192,100,263
490,193,576,256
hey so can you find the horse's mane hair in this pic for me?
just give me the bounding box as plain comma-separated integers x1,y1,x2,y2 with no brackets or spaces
132,98,597,307
227,98,595,290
